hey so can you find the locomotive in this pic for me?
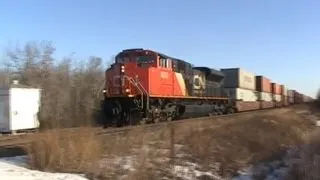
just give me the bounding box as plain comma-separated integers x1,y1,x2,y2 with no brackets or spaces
102,48,236,126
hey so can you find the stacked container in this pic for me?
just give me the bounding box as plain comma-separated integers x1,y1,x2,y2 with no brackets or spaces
271,83,282,107
299,93,304,103
280,85,288,106
287,90,295,104
302,94,307,103
255,76,274,109
294,91,301,103
221,68,259,112
303,96,313,102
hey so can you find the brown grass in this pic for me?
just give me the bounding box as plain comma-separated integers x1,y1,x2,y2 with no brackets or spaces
178,108,314,178
284,112,320,180
85,126,175,180
25,127,104,174
25,105,317,180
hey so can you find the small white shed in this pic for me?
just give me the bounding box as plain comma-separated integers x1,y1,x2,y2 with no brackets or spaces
0,81,41,133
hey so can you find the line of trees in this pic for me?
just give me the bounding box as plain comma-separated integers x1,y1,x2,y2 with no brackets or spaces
0,41,111,129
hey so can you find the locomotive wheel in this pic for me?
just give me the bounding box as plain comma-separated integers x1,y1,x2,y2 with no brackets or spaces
216,111,223,116
128,110,141,126
227,107,236,114
115,116,125,127
209,111,217,116
139,118,148,125
153,118,160,123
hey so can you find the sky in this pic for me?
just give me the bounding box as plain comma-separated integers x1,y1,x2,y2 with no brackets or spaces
0,0,319,97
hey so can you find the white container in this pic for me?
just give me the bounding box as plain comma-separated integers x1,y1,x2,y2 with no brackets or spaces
273,94,282,102
221,68,256,90
0,85,41,133
282,86,288,96
224,88,258,102
258,92,273,101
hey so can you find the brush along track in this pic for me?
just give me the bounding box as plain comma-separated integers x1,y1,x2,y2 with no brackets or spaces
0,106,297,148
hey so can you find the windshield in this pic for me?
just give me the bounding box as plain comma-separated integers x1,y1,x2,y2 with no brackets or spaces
136,56,155,64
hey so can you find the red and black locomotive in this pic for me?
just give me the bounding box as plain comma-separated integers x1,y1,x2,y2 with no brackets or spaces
102,48,236,126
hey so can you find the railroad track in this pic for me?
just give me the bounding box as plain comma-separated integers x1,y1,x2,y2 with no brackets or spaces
0,105,299,148
96,106,290,135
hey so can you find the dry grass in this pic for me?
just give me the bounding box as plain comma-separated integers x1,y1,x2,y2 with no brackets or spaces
24,127,104,174
86,126,177,180
179,108,314,178
24,105,317,180
284,102,320,180
283,130,320,180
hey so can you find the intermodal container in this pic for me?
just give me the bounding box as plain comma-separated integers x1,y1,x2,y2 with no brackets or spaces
258,92,273,101
302,95,306,102
307,96,313,102
275,101,283,107
282,96,288,106
236,101,260,112
255,76,271,93
302,94,310,102
273,94,282,102
280,85,288,96
223,88,258,102
294,92,301,103
288,97,294,104
287,90,295,97
221,68,256,90
271,83,281,95
301,94,305,102
260,101,275,109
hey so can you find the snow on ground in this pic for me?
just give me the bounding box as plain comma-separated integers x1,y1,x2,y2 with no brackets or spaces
233,146,302,180
0,144,306,180
173,163,223,180
0,156,88,180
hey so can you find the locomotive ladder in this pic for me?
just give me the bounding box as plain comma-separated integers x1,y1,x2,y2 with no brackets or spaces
124,76,150,112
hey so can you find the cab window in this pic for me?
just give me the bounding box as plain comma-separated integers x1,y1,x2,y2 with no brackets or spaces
116,56,130,63
137,56,154,64
159,58,171,68
136,55,155,67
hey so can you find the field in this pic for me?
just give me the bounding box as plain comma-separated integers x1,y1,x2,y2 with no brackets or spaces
0,103,316,180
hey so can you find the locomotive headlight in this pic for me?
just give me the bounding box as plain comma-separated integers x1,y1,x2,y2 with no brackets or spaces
125,88,130,93
121,65,125,73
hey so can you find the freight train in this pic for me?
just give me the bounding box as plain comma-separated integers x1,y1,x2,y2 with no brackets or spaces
102,48,314,126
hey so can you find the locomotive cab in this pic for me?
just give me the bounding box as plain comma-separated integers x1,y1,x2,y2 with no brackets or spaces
105,49,175,97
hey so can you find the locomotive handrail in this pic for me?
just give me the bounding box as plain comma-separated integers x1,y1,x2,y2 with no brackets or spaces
124,76,150,110
135,78,150,112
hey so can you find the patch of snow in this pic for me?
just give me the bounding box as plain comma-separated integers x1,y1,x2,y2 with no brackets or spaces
296,110,309,114
173,164,222,180
0,155,88,180
233,146,303,180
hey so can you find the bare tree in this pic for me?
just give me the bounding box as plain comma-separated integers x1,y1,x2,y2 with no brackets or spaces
3,41,107,129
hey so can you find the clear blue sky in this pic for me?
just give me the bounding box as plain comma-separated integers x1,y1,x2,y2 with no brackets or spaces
0,0,319,97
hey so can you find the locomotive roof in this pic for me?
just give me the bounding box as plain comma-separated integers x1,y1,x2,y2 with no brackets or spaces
193,67,225,77
119,48,193,66
155,51,190,64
